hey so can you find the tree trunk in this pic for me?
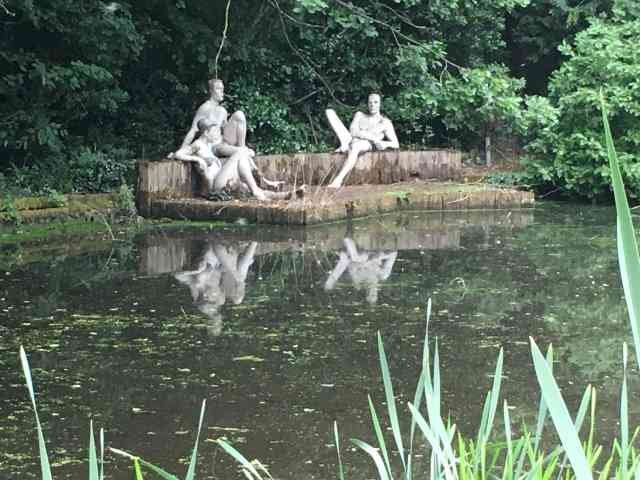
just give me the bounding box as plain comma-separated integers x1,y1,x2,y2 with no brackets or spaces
485,133,492,167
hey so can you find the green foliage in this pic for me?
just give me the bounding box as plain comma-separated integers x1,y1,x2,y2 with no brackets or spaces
111,183,137,219
521,18,640,199
0,1,143,192
0,194,23,226
1,0,542,193
44,188,67,208
439,65,527,153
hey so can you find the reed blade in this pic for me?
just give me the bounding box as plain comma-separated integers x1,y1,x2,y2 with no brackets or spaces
530,338,592,480
407,402,456,480
377,331,406,469
351,438,391,480
334,421,346,480
533,345,553,452
134,457,144,480
621,343,629,475
109,448,179,480
100,428,104,480
19,346,53,480
600,91,640,371
368,395,392,478
89,420,98,480
217,439,263,480
185,399,206,480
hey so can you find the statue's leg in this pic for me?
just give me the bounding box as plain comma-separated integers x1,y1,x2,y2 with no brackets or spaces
328,139,372,188
223,110,247,147
187,159,215,195
216,151,268,200
325,109,352,153
213,154,242,192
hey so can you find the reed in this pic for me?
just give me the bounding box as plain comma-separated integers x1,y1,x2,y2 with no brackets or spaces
19,345,104,480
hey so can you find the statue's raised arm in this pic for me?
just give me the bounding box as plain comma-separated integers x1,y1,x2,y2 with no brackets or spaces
325,93,399,188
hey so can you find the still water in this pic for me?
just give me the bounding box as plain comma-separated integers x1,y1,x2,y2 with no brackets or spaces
0,203,637,479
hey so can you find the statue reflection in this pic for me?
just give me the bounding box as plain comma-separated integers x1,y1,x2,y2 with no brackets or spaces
324,238,398,304
174,241,257,336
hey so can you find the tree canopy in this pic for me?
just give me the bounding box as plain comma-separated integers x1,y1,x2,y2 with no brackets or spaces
0,0,638,198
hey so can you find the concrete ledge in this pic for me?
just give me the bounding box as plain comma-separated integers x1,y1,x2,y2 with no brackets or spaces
147,181,534,226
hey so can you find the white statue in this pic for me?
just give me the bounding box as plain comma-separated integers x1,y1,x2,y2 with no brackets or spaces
173,78,299,201
325,93,399,188
324,238,398,304
179,78,247,152
174,242,258,336
174,119,302,201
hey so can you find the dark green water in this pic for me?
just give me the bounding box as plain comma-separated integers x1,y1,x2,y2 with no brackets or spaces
0,203,637,479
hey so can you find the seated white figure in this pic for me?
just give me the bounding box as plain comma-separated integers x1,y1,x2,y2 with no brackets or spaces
325,93,399,188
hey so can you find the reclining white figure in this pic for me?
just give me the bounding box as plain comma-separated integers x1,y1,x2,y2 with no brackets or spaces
325,93,399,188
174,119,304,201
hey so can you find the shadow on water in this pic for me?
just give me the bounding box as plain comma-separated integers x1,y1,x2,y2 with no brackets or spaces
0,204,637,479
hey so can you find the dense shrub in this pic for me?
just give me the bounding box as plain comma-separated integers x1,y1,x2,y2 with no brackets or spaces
521,17,640,199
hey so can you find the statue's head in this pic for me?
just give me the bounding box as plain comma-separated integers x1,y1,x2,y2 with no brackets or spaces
196,303,223,336
197,118,222,143
368,93,381,115
208,78,224,102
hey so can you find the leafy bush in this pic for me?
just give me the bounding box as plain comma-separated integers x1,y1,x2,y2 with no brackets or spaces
0,194,22,226
44,188,67,208
436,65,527,164
111,183,137,220
521,17,640,200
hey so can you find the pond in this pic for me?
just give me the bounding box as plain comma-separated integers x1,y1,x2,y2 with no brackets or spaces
1,202,638,479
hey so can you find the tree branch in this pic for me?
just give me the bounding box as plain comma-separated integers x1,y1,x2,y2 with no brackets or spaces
269,0,346,106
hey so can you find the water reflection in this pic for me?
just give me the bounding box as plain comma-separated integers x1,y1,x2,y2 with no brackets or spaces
325,238,397,304
174,242,257,336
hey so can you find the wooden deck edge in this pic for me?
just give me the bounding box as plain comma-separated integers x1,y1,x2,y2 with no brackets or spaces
148,187,534,226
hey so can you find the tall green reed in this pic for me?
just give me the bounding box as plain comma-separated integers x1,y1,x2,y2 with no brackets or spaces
109,399,206,480
19,346,104,480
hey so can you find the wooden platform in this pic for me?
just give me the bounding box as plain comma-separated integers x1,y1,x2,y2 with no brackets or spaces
148,181,534,225
137,150,533,225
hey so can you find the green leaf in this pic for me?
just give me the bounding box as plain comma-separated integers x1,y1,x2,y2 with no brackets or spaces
19,346,53,480
530,338,592,480
185,400,206,480
351,439,390,480
89,420,99,480
600,91,640,372
334,421,346,480
217,439,263,480
134,457,144,480
377,331,406,469
367,395,392,478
